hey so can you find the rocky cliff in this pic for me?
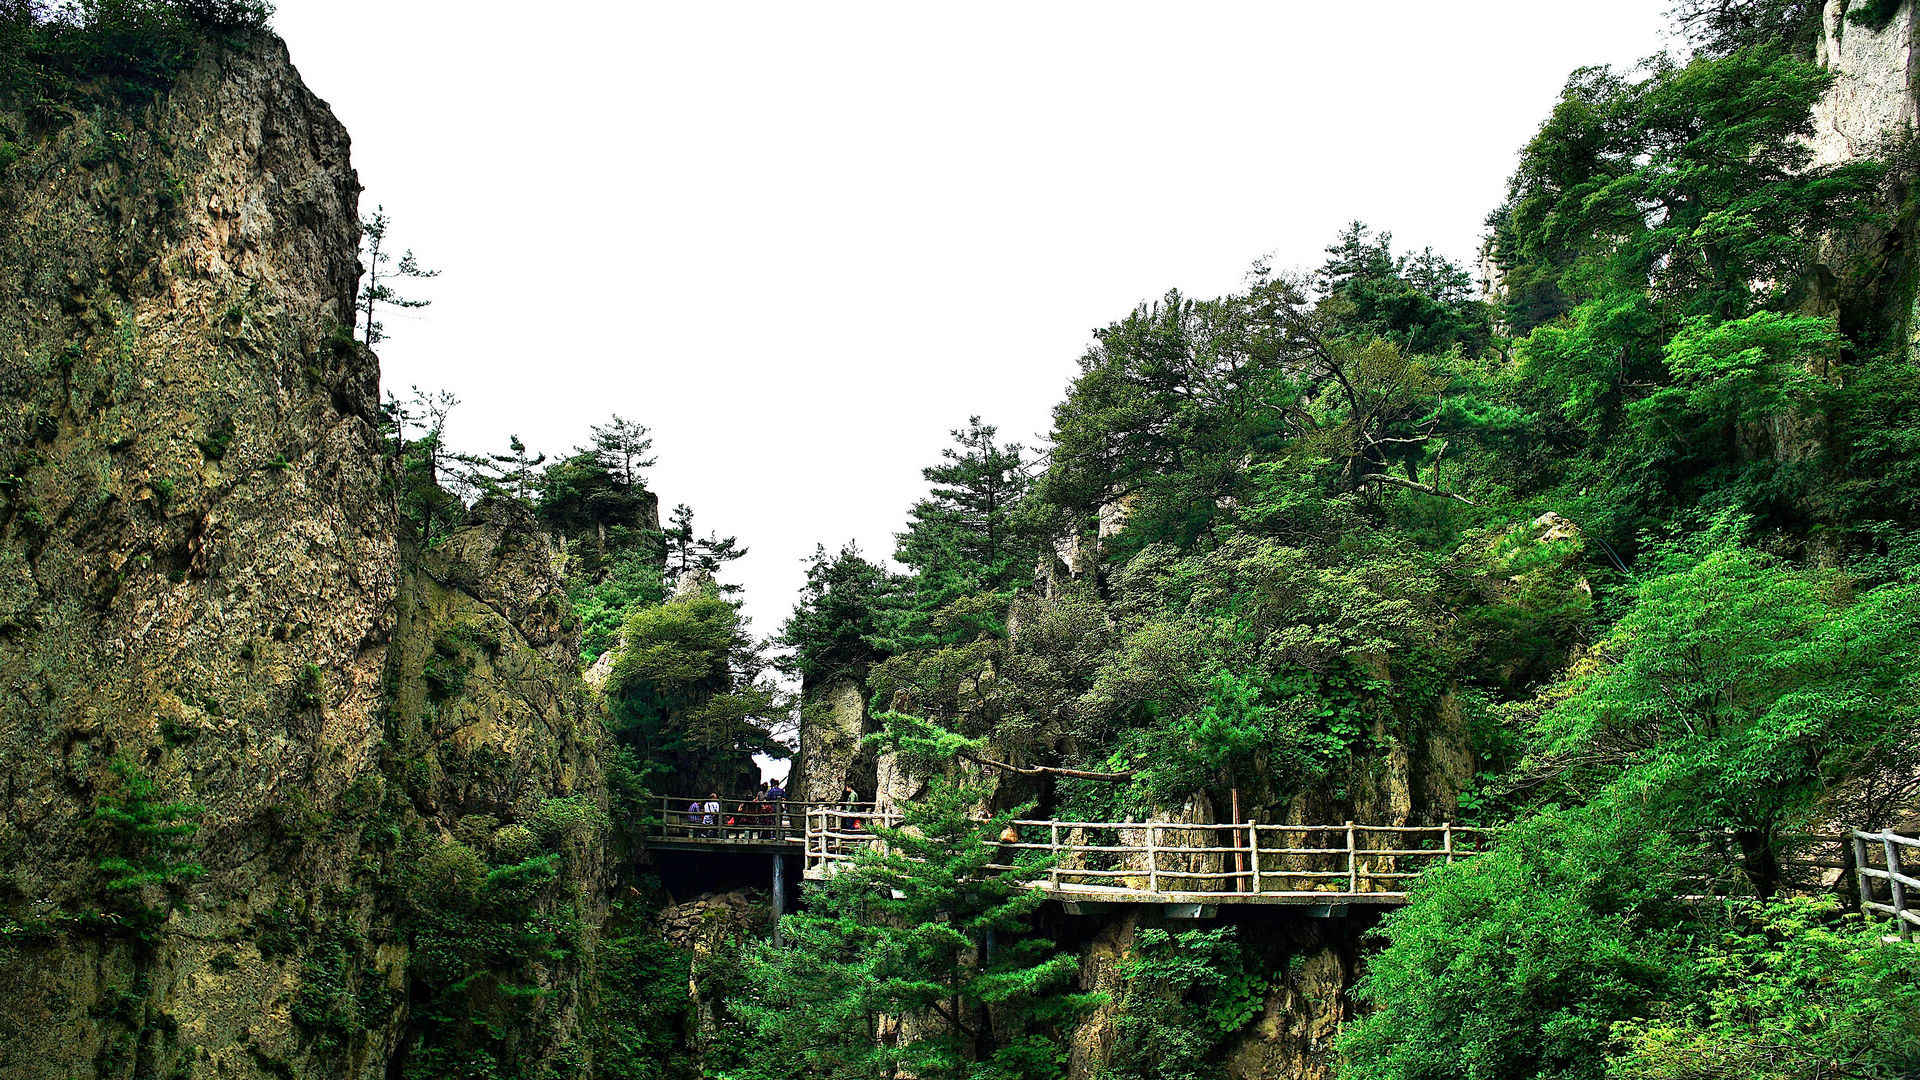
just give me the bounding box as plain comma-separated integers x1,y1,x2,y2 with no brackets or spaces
1804,0,1920,354
1811,0,1919,168
0,33,607,1080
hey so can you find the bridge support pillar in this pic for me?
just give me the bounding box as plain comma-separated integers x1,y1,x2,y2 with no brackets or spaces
772,852,787,946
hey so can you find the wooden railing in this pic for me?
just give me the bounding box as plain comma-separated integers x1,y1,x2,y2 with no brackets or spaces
803,808,1491,902
648,795,852,844
1854,829,1920,941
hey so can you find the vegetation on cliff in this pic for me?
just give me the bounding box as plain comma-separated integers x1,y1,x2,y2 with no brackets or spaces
6,1,1920,1079
764,8,1920,1079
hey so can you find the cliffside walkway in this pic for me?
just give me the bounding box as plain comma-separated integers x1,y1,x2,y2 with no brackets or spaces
647,799,1920,932
802,807,1490,911
643,796,816,855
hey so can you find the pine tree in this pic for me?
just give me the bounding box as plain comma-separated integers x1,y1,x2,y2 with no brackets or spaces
778,542,899,687
589,414,656,490
729,767,1094,1080
380,385,466,545
458,434,546,506
358,205,439,347
88,756,204,940
889,417,1035,648
663,503,746,591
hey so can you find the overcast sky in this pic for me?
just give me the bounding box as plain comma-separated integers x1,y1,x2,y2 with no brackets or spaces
274,1,1673,640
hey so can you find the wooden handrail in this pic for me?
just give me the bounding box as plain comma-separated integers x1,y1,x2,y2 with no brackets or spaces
1854,829,1920,941
794,815,1918,911
797,812,1501,899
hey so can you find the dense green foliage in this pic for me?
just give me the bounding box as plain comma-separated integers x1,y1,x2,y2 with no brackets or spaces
1330,31,1920,1080
1105,926,1267,1080
779,543,898,688
396,837,585,1080
1607,898,1920,1080
605,584,784,790
724,768,1094,1080
589,899,697,1080
0,0,274,112
748,13,1920,1080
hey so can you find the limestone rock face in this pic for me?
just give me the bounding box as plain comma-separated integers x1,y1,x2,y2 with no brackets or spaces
794,676,869,804
1065,913,1138,1080
1223,940,1355,1080
1802,0,1920,366
0,33,396,1080
384,498,606,827
0,36,606,1080
1810,0,1919,168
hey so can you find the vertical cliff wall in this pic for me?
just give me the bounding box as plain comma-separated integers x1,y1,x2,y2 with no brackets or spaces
1804,1,1920,355
0,33,607,1080
1811,0,1919,167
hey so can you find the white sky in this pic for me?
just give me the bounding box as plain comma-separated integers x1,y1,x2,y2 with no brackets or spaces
273,0,1673,641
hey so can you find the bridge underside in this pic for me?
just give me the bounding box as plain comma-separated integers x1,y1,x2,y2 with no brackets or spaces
796,866,1410,912
1040,882,1407,907
649,836,802,857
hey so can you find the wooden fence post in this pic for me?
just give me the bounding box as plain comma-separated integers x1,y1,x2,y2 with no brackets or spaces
1050,822,1060,890
1147,824,1160,894
1231,787,1245,894
1346,821,1358,894
1444,823,1454,865
1250,824,1262,896
1887,834,1912,942
1852,832,1872,912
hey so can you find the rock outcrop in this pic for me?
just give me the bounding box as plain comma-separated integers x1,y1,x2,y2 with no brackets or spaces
0,32,393,1079
0,34,606,1080
793,676,870,804
1810,0,1919,168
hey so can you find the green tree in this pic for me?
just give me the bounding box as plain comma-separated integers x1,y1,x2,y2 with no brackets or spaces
1107,926,1267,1080
663,503,746,592
457,433,546,505
1534,549,1920,892
1499,45,1879,338
728,769,1094,1080
380,386,466,546
1341,550,1920,1080
1340,805,1696,1080
605,583,784,791
1607,897,1920,1080
888,417,1037,648
397,839,580,1080
0,0,275,107
1315,221,1492,357
357,204,439,347
591,414,657,489
88,756,204,939
1668,0,1825,58
779,542,899,687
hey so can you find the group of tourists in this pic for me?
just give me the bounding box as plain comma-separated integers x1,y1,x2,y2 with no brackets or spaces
675,782,871,841
679,780,793,839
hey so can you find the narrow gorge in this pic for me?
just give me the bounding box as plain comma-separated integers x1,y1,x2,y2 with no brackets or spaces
3,3,1919,1080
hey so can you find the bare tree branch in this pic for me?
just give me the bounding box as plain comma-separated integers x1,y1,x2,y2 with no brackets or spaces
958,752,1134,782
1362,472,1476,505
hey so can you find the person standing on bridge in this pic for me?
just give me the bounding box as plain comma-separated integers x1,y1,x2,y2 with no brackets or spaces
750,782,772,839
702,791,721,838
766,777,786,839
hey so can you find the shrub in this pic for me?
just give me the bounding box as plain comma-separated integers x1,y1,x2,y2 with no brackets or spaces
87,756,204,940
